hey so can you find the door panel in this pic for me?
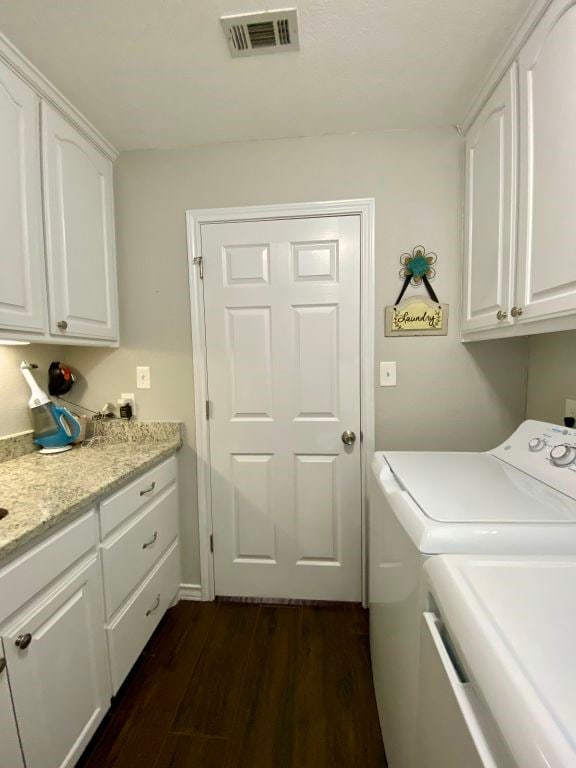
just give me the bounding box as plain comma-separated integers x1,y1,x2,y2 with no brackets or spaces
42,103,118,340
462,66,516,333
0,59,46,332
2,555,110,768
0,640,25,768
517,0,576,321
202,215,361,601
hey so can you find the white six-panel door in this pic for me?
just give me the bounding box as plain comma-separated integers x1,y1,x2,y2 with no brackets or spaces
202,215,362,601
0,58,46,333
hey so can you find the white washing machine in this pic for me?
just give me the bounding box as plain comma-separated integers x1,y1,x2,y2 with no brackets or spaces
419,554,576,768
368,419,576,768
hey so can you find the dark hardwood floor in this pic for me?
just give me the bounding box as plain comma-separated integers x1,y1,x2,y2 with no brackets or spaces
78,601,387,768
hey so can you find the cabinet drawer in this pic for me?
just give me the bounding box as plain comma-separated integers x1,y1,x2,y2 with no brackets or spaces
99,456,176,538
101,485,178,618
0,510,97,626
106,539,180,694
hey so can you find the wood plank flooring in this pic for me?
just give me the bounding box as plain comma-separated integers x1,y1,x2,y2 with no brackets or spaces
78,601,387,768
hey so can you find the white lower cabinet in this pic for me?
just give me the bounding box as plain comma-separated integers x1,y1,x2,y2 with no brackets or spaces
0,456,181,768
2,554,110,768
0,642,25,768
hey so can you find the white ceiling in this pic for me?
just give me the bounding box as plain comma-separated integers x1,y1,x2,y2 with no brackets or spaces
0,0,532,151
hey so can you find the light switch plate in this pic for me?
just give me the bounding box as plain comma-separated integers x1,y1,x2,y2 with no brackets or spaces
380,361,397,387
136,366,151,389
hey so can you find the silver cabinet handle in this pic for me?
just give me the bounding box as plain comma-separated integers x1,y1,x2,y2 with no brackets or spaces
142,531,158,549
15,633,32,650
510,306,524,318
139,481,156,497
146,594,161,616
56,320,68,330
496,310,508,320
341,430,356,446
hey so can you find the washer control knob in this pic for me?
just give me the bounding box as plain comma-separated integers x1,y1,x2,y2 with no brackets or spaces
550,444,576,467
529,437,545,452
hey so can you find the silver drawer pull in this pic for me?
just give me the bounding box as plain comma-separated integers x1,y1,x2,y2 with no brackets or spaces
146,594,161,616
142,531,158,549
139,481,156,497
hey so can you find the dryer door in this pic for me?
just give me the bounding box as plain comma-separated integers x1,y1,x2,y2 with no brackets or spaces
415,612,517,768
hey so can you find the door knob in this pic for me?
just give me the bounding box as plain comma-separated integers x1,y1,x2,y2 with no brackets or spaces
496,310,508,320
510,306,523,318
341,430,356,446
15,633,32,650
56,320,68,330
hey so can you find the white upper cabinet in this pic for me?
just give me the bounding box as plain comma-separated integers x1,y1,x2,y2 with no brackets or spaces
462,0,576,340
42,104,118,341
516,0,576,323
462,66,517,334
0,58,46,333
0,31,118,345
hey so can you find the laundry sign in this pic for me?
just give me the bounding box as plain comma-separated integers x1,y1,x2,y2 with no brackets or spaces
385,296,448,336
385,245,449,336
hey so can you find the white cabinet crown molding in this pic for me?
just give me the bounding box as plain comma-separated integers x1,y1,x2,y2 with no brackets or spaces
462,0,555,134
0,29,117,161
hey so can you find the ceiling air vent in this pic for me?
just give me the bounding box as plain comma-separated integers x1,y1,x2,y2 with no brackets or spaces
221,9,299,58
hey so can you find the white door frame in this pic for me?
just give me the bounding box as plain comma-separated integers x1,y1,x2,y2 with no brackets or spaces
186,199,375,603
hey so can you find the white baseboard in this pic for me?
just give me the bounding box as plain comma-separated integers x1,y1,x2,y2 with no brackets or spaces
179,583,202,601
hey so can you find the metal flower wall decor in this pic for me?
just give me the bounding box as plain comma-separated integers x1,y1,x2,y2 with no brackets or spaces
385,244,448,337
399,245,437,287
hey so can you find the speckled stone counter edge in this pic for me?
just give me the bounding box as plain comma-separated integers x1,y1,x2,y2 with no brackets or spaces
0,431,36,463
89,420,182,444
0,421,182,464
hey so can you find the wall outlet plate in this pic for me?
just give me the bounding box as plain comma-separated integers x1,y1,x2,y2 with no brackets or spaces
565,399,576,419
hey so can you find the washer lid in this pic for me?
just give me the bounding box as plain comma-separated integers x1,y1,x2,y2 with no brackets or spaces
426,556,576,768
383,451,576,523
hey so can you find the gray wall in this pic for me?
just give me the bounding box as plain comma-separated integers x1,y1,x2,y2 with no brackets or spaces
526,331,576,423
32,128,529,584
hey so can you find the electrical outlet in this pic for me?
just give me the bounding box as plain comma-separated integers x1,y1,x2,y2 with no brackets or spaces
119,393,136,417
565,399,576,420
136,366,151,389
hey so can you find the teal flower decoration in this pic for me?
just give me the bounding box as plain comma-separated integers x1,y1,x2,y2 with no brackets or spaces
400,246,437,287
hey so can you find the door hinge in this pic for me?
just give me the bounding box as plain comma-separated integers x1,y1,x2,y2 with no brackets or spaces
205,400,210,420
193,256,204,279
210,534,214,554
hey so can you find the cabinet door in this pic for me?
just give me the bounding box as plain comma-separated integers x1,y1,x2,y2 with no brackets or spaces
2,554,110,768
0,643,25,768
517,0,576,322
462,66,517,334
42,103,118,341
0,60,46,333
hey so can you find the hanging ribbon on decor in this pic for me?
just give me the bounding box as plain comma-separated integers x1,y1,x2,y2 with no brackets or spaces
385,245,449,336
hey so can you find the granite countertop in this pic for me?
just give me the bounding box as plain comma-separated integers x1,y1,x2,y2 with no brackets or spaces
0,423,182,564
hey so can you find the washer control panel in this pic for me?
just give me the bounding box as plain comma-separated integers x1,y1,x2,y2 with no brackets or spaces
491,420,576,499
